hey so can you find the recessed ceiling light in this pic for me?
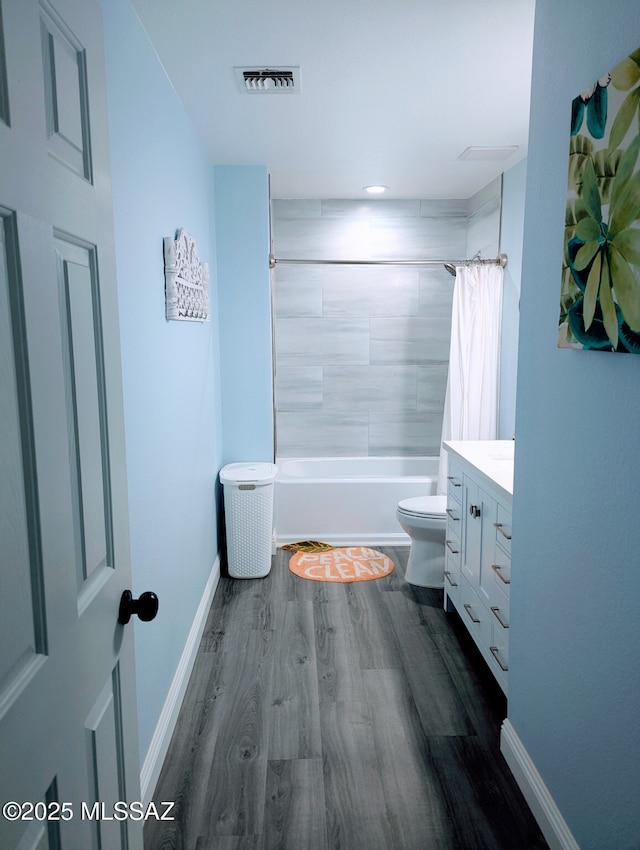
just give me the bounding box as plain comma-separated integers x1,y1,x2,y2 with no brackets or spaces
363,185,388,194
458,146,519,161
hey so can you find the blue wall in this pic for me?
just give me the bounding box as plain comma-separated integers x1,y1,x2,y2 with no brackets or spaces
99,0,222,764
511,2,640,847
215,166,273,464
499,158,526,439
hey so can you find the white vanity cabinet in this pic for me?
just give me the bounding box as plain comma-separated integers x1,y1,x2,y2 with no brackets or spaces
443,441,514,695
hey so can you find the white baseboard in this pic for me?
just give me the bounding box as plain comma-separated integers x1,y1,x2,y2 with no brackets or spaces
276,533,410,548
140,556,220,804
500,719,580,850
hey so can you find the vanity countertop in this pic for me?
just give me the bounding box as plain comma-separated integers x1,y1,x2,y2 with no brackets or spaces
443,439,514,500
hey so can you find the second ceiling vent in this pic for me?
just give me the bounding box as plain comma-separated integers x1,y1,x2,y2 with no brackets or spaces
235,66,301,93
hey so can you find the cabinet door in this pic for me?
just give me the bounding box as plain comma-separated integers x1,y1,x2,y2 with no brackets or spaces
462,477,481,585
478,488,498,607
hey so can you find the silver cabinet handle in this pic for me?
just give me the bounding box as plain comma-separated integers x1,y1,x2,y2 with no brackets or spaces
494,522,512,540
445,508,459,521
463,603,481,623
491,606,509,629
444,570,458,587
491,564,510,585
445,539,459,554
490,645,509,671
447,476,461,487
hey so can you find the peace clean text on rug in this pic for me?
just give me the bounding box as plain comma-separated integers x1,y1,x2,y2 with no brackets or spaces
288,547,394,583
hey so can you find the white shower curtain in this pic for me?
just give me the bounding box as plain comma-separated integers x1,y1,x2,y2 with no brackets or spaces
437,263,504,494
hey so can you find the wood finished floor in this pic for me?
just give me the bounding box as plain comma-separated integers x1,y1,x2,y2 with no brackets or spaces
145,547,549,850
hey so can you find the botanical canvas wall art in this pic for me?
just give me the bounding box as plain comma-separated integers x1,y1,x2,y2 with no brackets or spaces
560,46,640,353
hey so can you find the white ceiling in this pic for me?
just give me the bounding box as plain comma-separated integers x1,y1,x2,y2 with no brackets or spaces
130,0,536,200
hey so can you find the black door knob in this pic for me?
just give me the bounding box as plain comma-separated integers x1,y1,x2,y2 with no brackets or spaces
118,590,159,625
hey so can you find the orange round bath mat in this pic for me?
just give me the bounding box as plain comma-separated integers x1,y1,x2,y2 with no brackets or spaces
288,547,394,583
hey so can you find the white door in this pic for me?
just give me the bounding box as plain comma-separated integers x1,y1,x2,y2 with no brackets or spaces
0,1,145,847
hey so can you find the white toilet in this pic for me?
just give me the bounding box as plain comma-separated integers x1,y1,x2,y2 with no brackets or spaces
396,495,448,588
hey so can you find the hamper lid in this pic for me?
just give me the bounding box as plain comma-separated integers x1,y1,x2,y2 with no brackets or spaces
220,462,278,485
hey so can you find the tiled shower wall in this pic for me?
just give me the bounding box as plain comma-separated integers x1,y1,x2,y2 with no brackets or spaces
272,187,500,458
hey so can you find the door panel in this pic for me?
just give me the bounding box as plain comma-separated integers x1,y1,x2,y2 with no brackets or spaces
0,1,10,126
85,666,128,850
55,236,112,600
0,2,142,848
0,212,45,700
40,0,92,180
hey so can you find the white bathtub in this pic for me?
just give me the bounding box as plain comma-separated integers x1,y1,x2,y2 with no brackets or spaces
274,456,439,547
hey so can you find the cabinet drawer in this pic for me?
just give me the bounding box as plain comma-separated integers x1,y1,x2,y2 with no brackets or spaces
444,522,461,604
445,503,462,525
489,619,509,677
491,555,511,600
444,526,461,569
447,462,463,506
460,579,492,648
444,522,462,563
490,583,510,633
489,581,509,682
444,561,460,606
494,503,512,556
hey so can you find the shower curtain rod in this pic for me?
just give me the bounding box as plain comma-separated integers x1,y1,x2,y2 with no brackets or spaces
269,253,508,269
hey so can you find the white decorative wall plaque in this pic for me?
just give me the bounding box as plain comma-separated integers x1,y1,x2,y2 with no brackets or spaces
163,228,210,322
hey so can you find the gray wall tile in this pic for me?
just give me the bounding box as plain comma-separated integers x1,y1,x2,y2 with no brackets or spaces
322,366,417,412
420,199,469,217
277,412,369,457
322,265,419,318
271,199,322,219
467,176,502,216
368,412,444,456
370,317,451,364
276,366,323,410
417,365,448,411
418,268,455,316
274,265,323,317
321,199,421,218
276,318,370,365
272,192,500,458
273,217,372,260
466,176,502,259
370,218,467,260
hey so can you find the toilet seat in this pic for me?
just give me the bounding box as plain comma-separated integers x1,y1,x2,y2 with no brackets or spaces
397,495,447,519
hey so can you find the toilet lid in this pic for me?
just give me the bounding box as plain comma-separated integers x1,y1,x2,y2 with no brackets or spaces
398,495,447,518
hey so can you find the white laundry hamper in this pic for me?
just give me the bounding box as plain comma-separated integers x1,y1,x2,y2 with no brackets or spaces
220,462,278,578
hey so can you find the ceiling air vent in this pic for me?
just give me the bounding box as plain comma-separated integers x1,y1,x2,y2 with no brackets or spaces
234,66,300,94
458,146,519,161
